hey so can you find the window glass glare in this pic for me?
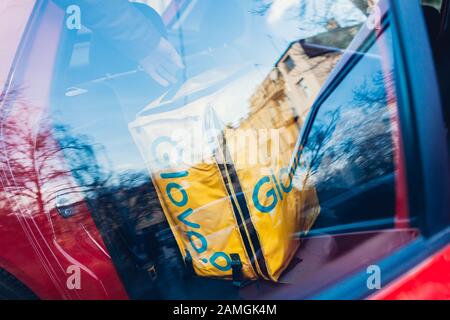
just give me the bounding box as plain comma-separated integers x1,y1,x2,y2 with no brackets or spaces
294,27,406,232
0,0,422,300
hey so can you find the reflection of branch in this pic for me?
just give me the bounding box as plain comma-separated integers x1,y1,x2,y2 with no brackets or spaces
10,187,37,201
297,108,340,191
250,0,369,29
0,94,109,215
298,55,333,74
311,67,394,194
308,108,341,170
250,0,272,16
350,0,369,15
36,145,87,174
45,188,99,205
352,70,393,107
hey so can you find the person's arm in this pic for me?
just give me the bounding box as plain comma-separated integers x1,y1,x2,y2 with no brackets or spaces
54,0,183,86
54,0,162,61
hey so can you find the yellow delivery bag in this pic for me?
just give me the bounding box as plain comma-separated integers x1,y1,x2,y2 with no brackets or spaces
129,68,320,283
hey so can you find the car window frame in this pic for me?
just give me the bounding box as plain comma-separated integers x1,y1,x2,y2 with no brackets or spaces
296,0,450,239
0,0,37,93
0,0,39,98
4,0,448,300
0,0,131,299
390,0,450,236
303,0,450,299
292,5,400,235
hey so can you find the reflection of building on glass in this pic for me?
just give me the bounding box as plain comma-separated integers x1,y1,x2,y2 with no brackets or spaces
276,24,361,122
244,70,296,130
226,24,362,170
283,56,296,73
296,78,311,98
225,68,299,170
236,68,299,169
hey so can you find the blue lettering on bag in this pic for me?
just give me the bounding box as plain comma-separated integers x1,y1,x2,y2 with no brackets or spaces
279,168,293,193
209,252,232,271
166,182,188,207
271,170,284,201
158,168,237,272
252,176,278,213
253,167,296,214
187,230,208,254
177,208,200,229
151,136,183,166
160,171,189,179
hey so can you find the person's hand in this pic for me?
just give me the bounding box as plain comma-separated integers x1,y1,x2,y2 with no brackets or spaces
139,37,184,87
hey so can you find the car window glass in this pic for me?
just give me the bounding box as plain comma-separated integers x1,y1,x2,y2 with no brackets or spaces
0,0,422,300
421,0,443,11
48,0,376,299
294,25,410,232
0,0,36,88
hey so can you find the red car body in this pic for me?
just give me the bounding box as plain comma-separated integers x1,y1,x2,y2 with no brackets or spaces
0,1,128,299
0,0,449,300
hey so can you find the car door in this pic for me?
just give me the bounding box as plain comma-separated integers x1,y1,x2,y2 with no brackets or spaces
42,0,375,300
239,0,450,300
3,0,448,301
368,0,450,299
239,0,415,299
0,0,128,299
293,0,450,299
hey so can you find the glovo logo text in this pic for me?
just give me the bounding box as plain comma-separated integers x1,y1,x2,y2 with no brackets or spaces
153,133,232,272
160,171,232,272
252,168,293,213
252,143,304,214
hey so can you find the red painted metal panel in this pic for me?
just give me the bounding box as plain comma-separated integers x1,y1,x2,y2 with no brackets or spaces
370,244,450,300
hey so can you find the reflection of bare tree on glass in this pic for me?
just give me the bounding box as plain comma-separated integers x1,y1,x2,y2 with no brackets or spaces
0,89,184,299
293,59,397,230
295,108,340,188
353,70,395,107
0,90,106,221
297,69,395,201
252,0,370,28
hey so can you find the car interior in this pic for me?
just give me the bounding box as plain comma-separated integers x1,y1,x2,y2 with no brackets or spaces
422,0,450,140
52,0,254,299
48,0,447,299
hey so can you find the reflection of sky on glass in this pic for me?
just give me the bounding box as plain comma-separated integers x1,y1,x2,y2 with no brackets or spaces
293,27,394,191
55,0,367,175
316,29,392,114
267,0,366,38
